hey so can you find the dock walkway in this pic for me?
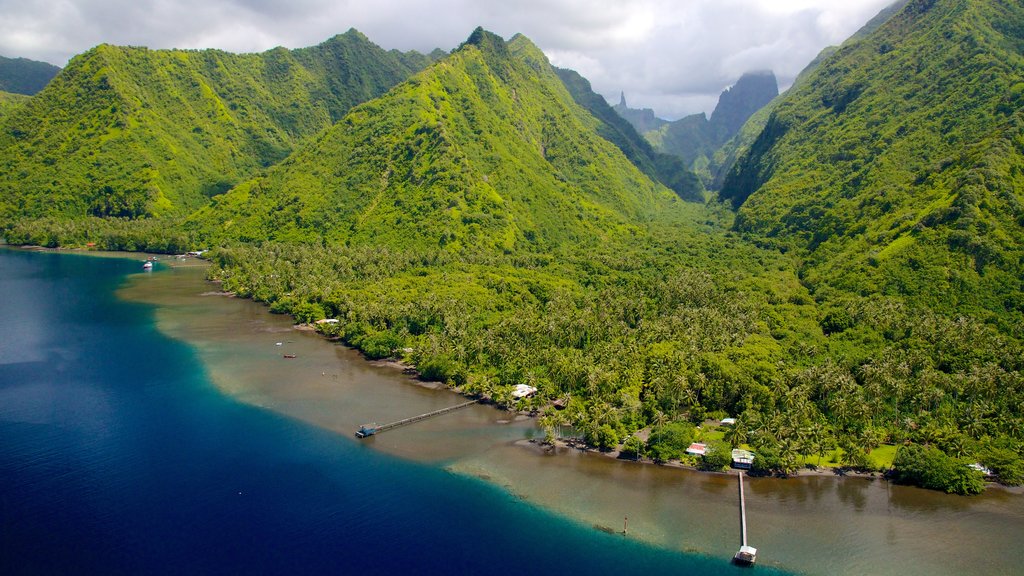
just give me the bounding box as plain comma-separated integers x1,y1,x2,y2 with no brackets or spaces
357,399,479,437
733,471,757,565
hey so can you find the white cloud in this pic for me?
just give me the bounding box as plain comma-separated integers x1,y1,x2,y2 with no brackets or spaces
0,0,896,118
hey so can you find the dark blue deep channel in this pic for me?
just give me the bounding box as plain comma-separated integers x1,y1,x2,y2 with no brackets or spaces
0,249,771,575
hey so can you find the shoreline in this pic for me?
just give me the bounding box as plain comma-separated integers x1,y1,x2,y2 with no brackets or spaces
106,254,1024,576
14,245,1022,495
14,243,1018,497
288,321,1024,496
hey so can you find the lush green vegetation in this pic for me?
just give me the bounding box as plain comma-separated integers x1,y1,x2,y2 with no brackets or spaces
0,55,60,95
721,0,1024,326
712,0,1024,487
554,67,703,202
187,30,678,250
4,216,194,253
0,90,29,119
646,422,697,462
891,444,984,495
3,18,1023,494
0,30,435,226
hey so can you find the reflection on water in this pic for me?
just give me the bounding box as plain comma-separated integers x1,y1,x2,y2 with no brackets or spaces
120,264,1024,576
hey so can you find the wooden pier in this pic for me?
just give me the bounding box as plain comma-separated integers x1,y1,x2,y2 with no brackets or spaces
356,400,479,438
733,471,757,566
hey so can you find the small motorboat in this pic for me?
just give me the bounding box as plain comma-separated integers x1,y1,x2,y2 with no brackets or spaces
283,354,297,359
142,261,153,270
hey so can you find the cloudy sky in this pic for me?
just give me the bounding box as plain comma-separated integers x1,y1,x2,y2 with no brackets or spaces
1,0,894,119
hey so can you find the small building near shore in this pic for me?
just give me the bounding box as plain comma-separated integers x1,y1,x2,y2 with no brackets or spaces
686,443,707,456
731,449,755,469
512,384,538,399
315,318,340,325
967,463,992,476
720,417,737,426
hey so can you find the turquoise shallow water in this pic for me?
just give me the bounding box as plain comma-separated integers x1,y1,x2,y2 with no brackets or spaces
0,248,770,574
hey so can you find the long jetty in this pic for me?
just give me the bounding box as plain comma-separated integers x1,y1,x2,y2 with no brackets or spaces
732,470,757,566
739,471,748,546
356,399,479,437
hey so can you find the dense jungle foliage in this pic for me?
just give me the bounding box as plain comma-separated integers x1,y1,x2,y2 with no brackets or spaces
4,11,1023,493
721,0,1024,334
0,30,435,225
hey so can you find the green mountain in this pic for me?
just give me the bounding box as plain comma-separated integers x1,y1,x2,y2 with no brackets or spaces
646,71,778,186
0,30,435,224
0,55,60,95
712,0,913,191
189,29,679,251
554,68,703,201
721,0,1024,331
611,93,667,134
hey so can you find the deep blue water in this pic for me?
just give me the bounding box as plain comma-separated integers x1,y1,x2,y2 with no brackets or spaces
0,249,763,575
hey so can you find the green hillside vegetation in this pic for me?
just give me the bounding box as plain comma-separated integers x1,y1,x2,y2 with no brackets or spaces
714,0,1024,489
188,29,678,250
4,20,1022,493
709,103,775,190
0,55,60,95
554,67,703,201
721,0,1024,326
0,30,435,225
0,90,30,119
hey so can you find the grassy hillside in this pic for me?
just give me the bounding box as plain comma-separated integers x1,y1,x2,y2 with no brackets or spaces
0,55,60,95
0,31,434,225
189,29,679,251
722,0,1024,331
0,90,29,119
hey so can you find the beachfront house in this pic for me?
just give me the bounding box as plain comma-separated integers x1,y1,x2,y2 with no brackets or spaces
686,443,707,456
731,449,755,469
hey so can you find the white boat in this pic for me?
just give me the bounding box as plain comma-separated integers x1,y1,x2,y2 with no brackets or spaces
142,261,153,270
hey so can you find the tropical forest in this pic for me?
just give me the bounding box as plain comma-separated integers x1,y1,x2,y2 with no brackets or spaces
2,0,1022,495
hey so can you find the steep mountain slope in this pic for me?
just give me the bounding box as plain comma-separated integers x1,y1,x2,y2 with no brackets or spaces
709,2,912,191
721,0,1024,331
190,29,679,252
554,68,703,201
0,30,435,224
646,71,778,185
0,55,60,95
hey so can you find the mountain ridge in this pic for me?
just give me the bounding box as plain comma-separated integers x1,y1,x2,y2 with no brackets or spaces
0,31,436,224
645,71,778,187
188,28,679,252
0,55,60,95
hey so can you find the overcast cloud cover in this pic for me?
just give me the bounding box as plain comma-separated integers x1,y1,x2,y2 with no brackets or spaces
0,0,893,118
